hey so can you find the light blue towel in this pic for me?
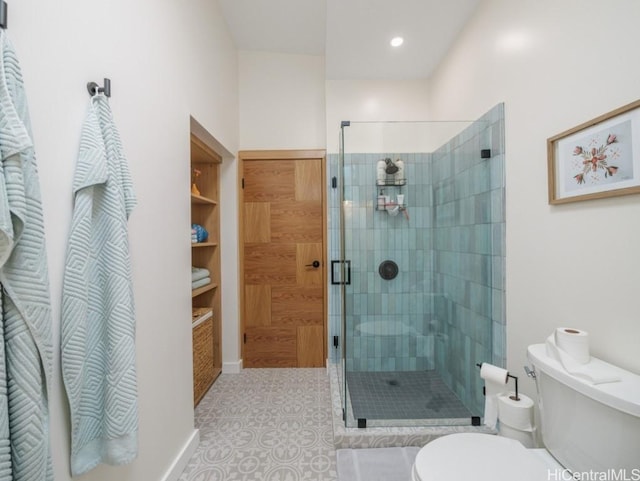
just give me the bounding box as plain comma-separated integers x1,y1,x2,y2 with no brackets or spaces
0,31,54,481
192,277,211,290
61,93,138,476
191,266,210,282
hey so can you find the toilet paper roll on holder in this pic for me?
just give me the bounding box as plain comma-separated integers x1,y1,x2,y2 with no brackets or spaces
476,363,520,401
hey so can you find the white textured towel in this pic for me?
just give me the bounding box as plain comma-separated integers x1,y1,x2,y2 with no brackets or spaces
0,30,54,481
61,94,138,476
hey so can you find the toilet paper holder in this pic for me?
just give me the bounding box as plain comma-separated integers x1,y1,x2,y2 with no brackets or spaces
507,374,520,401
476,363,520,401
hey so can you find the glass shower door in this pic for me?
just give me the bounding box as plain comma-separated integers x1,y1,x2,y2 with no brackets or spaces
336,108,505,428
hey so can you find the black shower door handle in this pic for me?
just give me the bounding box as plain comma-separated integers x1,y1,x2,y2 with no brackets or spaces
331,260,351,285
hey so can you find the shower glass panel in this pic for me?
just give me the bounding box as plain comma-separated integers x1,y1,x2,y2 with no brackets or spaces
336,106,505,428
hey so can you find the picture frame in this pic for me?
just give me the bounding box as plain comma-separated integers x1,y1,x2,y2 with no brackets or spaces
547,99,640,204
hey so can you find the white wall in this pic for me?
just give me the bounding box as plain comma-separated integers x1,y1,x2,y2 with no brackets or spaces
428,0,640,397
12,0,238,480
325,79,430,153
239,51,326,150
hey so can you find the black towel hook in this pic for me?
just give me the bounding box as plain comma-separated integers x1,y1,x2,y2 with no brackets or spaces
0,1,8,30
87,78,111,97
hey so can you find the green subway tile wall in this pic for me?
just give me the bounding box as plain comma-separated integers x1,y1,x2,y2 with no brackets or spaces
327,104,505,419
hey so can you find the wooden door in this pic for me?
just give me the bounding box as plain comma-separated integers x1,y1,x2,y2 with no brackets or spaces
240,151,326,368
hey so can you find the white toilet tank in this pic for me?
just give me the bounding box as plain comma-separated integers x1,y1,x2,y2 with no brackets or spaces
528,344,640,472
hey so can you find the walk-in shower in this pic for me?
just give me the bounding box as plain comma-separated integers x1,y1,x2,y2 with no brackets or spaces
327,104,506,428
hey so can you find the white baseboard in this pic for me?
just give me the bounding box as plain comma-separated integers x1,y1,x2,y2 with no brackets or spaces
160,428,200,481
223,359,243,374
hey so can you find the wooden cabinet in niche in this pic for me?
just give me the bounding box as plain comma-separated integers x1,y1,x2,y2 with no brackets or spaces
190,133,222,406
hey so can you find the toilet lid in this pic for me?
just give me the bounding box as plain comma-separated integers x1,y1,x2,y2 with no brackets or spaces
413,434,552,481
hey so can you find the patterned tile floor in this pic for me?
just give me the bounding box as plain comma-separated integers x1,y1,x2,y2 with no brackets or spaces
179,368,338,481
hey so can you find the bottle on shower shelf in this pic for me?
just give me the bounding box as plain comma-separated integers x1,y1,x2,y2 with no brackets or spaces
377,159,386,185
394,158,405,185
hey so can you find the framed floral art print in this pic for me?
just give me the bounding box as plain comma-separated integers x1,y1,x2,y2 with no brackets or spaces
547,99,640,204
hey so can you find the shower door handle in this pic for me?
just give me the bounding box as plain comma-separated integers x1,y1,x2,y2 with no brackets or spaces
331,260,351,285
305,260,320,268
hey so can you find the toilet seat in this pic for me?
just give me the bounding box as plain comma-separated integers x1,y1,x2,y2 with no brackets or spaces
412,433,555,481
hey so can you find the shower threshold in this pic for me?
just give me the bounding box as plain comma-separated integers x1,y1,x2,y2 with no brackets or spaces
329,364,494,449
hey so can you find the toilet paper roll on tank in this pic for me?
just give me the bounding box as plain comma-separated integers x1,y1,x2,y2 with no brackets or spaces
551,327,590,364
545,327,620,384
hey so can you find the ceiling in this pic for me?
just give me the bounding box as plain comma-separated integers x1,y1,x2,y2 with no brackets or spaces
217,0,481,80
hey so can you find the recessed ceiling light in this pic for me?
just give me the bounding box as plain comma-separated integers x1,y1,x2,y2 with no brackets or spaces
390,37,404,47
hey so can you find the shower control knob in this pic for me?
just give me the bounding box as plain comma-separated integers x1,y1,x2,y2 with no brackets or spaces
306,260,320,268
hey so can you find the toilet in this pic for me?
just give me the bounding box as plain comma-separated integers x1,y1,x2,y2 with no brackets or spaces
412,343,640,480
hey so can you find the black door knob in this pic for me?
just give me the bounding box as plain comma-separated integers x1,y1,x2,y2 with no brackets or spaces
306,260,320,268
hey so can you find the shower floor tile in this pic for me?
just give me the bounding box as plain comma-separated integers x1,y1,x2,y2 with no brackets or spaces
346,370,473,421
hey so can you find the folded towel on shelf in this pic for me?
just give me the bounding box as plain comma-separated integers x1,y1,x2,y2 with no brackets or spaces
192,277,211,290
191,267,210,282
